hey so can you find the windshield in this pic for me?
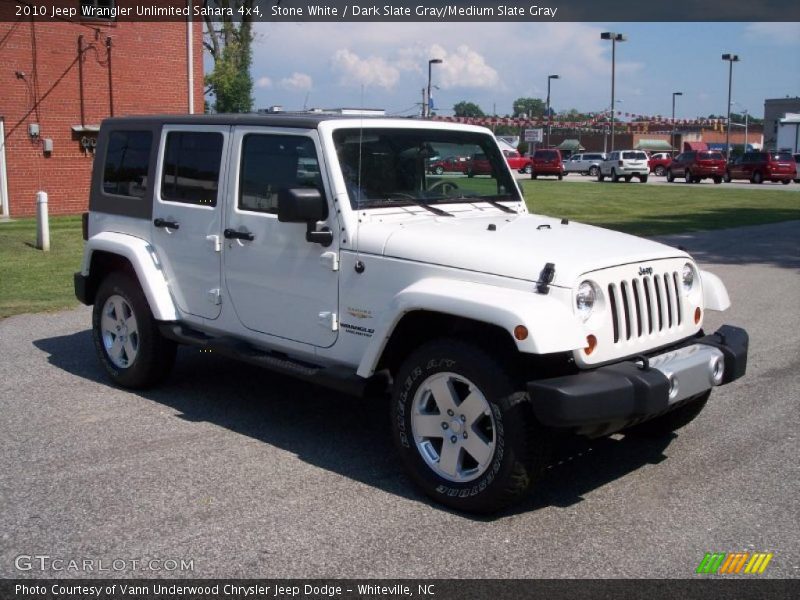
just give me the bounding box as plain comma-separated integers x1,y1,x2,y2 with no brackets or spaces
333,128,520,210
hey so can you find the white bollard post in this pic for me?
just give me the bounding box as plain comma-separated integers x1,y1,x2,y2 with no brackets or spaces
36,191,50,252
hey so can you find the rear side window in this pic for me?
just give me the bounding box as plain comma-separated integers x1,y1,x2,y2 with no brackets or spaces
103,130,152,198
699,152,724,160
239,134,320,214
160,132,224,206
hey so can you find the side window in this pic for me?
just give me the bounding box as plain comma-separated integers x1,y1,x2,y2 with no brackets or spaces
160,131,224,206
103,130,152,198
239,134,320,214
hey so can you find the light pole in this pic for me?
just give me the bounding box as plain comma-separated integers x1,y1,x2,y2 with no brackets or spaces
672,91,683,153
546,74,560,148
721,53,740,159
425,58,443,118
601,32,626,152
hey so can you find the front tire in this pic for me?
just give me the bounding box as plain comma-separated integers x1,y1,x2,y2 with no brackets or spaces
391,339,550,513
752,171,763,184
434,166,444,175
654,165,666,176
625,392,710,437
92,273,176,389
523,164,532,174
589,166,599,177
666,169,675,182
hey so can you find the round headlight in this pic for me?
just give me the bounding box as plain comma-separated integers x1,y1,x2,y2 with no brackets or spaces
576,281,596,321
682,263,695,293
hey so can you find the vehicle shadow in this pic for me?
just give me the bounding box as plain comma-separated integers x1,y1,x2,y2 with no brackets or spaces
35,330,676,520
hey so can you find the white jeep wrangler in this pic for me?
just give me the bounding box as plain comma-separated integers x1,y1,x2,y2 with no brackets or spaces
75,115,748,513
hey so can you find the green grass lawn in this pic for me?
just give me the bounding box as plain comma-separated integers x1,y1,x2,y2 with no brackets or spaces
0,183,798,317
0,216,84,318
522,179,800,236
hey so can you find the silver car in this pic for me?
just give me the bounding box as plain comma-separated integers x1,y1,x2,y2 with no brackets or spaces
564,152,606,176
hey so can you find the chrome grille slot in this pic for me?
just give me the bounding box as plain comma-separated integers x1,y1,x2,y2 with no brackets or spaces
672,272,683,324
620,281,632,340
607,270,682,344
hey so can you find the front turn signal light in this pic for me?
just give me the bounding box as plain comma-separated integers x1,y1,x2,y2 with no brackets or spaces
514,325,529,341
694,307,702,324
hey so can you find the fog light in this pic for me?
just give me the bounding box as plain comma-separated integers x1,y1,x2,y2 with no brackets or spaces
694,307,702,324
514,325,529,341
584,334,597,355
668,374,679,399
711,355,725,385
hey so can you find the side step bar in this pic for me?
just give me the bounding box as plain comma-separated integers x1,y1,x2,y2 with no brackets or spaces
158,323,388,398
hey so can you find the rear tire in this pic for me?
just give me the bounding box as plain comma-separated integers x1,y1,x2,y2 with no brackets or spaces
558,173,563,181
624,176,632,183
523,164,532,174
639,175,648,183
752,171,763,184
625,392,710,437
612,169,620,183
654,165,666,176
685,169,694,184
724,171,732,183
92,272,176,389
714,176,722,184
781,179,790,185
434,166,444,175
391,339,551,513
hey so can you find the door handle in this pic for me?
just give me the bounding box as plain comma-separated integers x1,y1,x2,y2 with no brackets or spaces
224,228,255,241
154,218,180,230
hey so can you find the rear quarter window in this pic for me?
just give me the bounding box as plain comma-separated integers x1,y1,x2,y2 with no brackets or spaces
103,130,153,198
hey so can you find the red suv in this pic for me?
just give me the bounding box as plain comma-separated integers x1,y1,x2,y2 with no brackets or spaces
530,149,564,180
725,152,796,184
666,151,726,184
465,152,492,177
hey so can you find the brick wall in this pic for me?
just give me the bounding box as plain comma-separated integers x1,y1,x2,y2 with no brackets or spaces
0,16,203,217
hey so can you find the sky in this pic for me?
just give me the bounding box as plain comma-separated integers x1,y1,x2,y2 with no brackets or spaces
225,21,800,120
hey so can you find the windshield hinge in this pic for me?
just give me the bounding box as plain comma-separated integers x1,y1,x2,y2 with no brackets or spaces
320,251,339,271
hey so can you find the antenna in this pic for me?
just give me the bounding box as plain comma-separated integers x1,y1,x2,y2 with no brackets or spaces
354,84,365,265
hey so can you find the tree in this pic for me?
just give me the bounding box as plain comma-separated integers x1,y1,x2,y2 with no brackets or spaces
453,101,485,118
203,1,255,113
512,97,546,119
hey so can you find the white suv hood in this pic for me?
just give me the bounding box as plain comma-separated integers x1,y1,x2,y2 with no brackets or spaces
355,213,687,287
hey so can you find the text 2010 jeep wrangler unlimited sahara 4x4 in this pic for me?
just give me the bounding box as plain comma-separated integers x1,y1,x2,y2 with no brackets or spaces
75,114,748,513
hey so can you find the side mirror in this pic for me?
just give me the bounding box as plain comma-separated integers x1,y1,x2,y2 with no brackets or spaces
278,187,328,223
277,188,333,247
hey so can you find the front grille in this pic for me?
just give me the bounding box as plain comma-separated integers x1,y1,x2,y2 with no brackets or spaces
607,272,683,343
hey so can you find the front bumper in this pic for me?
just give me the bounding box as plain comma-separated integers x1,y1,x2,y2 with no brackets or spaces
528,325,748,433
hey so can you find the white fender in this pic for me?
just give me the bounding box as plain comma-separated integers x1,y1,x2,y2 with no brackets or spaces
356,278,587,377
81,231,179,321
700,269,730,312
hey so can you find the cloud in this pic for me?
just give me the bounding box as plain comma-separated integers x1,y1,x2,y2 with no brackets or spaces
397,44,500,89
279,72,313,91
255,76,272,89
331,49,401,89
744,23,800,45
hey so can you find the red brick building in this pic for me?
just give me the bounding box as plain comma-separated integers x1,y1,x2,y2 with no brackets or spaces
0,11,203,217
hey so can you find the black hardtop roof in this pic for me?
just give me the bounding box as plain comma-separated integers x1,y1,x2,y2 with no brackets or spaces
101,113,415,130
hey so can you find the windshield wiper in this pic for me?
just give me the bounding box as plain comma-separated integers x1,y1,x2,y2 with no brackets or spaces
399,197,454,217
446,196,517,214
479,198,517,214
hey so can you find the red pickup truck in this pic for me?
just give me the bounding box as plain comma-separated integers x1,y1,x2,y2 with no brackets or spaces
648,152,673,176
503,150,533,174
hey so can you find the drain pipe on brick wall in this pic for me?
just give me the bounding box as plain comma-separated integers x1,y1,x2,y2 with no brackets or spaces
187,1,194,114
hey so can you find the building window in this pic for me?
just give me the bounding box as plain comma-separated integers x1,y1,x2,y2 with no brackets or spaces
160,132,224,206
239,134,321,214
103,130,152,198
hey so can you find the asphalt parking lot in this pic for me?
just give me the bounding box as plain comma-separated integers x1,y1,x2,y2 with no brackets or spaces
1,221,798,579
